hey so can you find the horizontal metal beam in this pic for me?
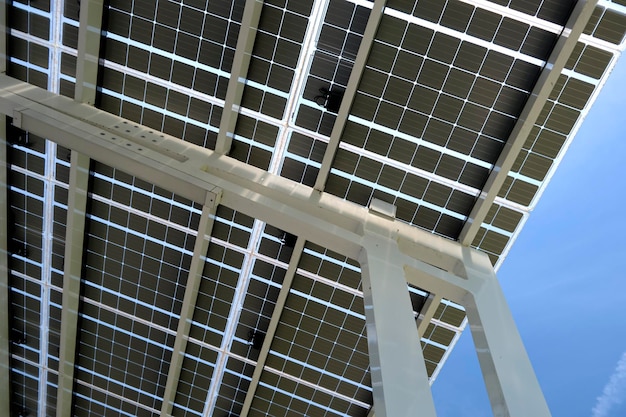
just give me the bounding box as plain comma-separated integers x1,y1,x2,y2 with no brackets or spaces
214,0,264,155
314,0,387,191
458,0,599,246
0,75,476,291
160,193,220,417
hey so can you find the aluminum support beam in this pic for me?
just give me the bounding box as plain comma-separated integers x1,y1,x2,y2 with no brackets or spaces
56,151,90,417
74,0,104,105
463,254,551,417
1,1,10,415
458,0,599,246
240,237,305,417
0,116,11,417
359,233,437,417
160,193,221,417
314,0,386,191
56,2,104,416
0,75,469,278
417,294,443,336
214,0,264,155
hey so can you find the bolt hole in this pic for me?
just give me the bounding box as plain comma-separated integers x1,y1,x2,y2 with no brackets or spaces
125,130,130,133
100,132,105,136
126,143,131,146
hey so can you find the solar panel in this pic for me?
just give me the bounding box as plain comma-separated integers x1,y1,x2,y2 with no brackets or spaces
3,0,626,416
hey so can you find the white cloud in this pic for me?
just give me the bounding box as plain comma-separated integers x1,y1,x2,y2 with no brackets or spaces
592,351,626,417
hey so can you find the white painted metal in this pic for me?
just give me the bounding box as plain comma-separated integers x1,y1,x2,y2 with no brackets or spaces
56,151,90,417
0,75,462,269
75,0,104,105
214,0,264,155
160,193,221,417
0,77,554,416
458,0,600,246
56,2,104,415
0,116,11,417
314,0,387,191
462,252,551,417
359,232,437,417
417,294,443,337
0,0,10,413
202,219,264,417
239,237,305,417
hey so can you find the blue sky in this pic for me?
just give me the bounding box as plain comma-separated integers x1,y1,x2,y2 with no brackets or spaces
431,54,626,416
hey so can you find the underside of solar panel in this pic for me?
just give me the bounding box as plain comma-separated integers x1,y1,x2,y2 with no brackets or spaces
2,0,625,416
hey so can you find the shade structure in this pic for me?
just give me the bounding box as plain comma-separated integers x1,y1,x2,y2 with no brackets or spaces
2,0,626,416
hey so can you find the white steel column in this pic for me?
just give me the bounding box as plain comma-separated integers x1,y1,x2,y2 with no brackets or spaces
214,0,264,155
239,237,305,417
314,0,387,191
462,250,551,417
458,0,599,246
56,2,104,416
160,192,221,417
358,232,437,417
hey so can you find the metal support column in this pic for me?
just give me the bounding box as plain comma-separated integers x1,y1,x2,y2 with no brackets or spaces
358,232,437,417
462,251,551,417
160,192,221,417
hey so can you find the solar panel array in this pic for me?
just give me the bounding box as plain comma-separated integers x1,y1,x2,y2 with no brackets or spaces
4,0,626,416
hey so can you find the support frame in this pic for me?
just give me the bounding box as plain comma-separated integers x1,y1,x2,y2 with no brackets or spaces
160,193,221,417
458,0,600,246
56,1,104,415
0,76,552,416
